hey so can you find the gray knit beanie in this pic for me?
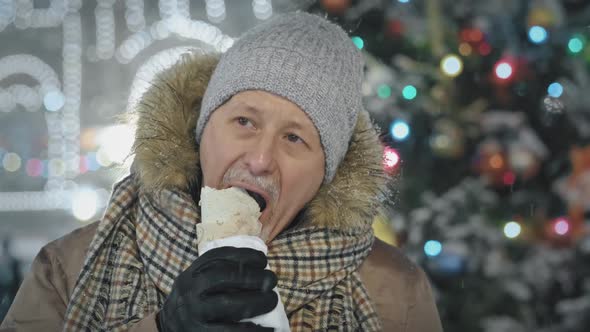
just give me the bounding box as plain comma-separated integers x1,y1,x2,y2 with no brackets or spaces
195,12,364,184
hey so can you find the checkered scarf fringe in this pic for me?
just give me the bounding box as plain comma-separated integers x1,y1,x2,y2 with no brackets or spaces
63,175,382,331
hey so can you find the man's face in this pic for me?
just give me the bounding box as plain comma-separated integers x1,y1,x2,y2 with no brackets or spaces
199,90,325,242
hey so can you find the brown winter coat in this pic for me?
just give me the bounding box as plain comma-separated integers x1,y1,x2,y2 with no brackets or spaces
1,53,442,332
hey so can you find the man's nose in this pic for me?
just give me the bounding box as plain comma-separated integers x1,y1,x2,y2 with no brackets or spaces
243,135,278,177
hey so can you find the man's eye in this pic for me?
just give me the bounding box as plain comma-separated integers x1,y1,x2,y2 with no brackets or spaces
287,134,303,144
237,117,252,127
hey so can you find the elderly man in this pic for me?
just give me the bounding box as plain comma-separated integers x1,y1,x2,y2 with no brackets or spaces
1,12,442,331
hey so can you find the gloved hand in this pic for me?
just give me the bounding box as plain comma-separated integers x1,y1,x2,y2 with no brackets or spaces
157,246,279,332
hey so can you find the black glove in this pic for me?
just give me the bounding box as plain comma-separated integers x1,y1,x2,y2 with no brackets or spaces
157,246,279,332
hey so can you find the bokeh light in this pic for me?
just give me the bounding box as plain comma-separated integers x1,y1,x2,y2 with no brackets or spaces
440,54,463,77
528,26,548,44
547,82,563,98
390,120,410,141
489,153,504,169
503,171,516,186
458,43,472,56
3,152,22,172
402,85,417,100
494,61,513,80
383,146,400,172
26,158,43,177
252,0,273,20
553,217,570,236
568,35,585,54
468,29,483,42
504,221,522,239
206,0,227,23
351,36,364,50
71,189,98,221
424,240,442,257
478,42,492,56
377,84,392,99
43,90,65,111
97,124,134,165
96,148,113,167
48,158,66,177
80,128,98,151
86,152,101,171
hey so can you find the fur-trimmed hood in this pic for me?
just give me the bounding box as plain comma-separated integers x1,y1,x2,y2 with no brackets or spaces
130,52,388,230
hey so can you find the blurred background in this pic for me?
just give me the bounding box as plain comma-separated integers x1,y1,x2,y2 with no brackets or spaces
0,0,589,331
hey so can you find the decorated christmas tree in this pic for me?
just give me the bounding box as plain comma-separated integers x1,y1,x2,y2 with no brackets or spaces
314,0,590,331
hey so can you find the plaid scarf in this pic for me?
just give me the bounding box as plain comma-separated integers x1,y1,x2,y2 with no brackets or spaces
63,175,382,331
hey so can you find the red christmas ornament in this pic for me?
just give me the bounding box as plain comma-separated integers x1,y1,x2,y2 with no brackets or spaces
478,42,492,56
502,171,516,186
385,19,405,38
460,28,483,43
320,0,351,15
458,27,492,57
475,147,510,186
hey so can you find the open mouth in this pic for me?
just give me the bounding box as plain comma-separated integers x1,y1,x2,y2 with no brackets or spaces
245,189,267,212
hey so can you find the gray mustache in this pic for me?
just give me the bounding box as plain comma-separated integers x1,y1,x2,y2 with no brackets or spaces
221,167,279,203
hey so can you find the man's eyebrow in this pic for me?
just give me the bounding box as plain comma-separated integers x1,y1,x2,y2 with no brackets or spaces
283,120,304,131
230,101,260,115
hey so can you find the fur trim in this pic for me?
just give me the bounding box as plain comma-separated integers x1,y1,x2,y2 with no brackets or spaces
131,51,388,229
131,53,218,193
304,110,389,229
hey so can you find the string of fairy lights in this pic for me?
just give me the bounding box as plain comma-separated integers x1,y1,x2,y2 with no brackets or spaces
0,0,82,212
